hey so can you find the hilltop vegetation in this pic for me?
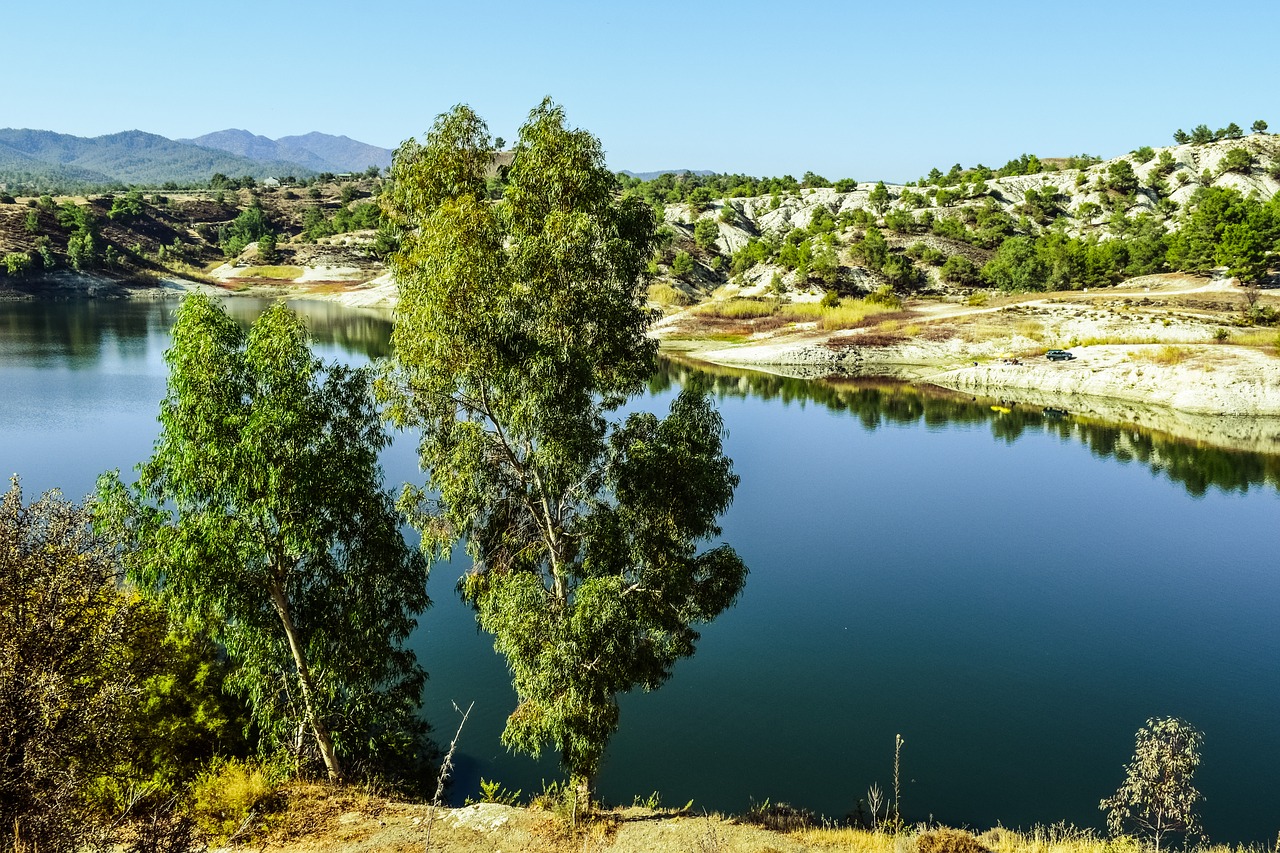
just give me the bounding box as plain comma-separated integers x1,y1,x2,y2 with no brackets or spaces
0,173,391,289
626,129,1280,311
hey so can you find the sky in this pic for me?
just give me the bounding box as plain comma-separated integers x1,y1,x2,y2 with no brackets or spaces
6,0,1278,182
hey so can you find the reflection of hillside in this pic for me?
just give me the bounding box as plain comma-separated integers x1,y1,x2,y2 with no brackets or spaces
0,300,175,365
658,356,1280,497
221,299,394,359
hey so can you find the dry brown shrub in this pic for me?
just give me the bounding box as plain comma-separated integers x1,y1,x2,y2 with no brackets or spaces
916,828,990,853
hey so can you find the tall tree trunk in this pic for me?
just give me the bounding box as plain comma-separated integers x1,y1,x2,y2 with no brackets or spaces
269,583,342,782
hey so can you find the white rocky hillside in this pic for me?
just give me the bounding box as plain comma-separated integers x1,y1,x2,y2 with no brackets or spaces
652,134,1280,302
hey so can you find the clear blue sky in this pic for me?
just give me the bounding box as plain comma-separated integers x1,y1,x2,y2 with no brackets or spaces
7,0,1277,182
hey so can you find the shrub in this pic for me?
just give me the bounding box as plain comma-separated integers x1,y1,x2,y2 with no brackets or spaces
740,800,815,832
694,218,720,252
1,480,135,853
865,283,902,308
3,252,33,277
1219,147,1255,174
940,253,980,286
917,828,990,853
188,759,285,843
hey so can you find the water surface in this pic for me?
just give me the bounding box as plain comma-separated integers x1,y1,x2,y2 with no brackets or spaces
2,298,1277,841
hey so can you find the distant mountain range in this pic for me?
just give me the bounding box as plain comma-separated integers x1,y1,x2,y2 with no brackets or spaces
179,129,394,174
619,169,715,181
0,128,395,192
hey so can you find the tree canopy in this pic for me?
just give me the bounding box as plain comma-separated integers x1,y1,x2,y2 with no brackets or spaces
382,99,747,792
95,295,431,785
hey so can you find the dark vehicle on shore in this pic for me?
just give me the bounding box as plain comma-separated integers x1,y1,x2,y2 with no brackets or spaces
1046,349,1076,361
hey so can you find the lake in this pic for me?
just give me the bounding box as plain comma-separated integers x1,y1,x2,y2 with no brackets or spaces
2,297,1277,842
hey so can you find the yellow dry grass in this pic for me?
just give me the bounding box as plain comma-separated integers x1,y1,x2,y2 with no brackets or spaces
693,297,900,331
237,265,305,280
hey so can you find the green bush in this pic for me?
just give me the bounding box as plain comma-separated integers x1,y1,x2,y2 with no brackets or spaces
3,252,33,277
940,253,980,285
1219,147,1255,174
693,218,720,252
188,759,285,843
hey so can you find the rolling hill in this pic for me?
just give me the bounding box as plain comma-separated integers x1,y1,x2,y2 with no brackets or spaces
0,128,395,193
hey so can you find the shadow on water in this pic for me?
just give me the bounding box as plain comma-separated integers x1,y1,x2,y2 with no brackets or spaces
656,356,1280,498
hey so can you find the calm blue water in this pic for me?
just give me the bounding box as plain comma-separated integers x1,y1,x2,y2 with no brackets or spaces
2,298,1278,842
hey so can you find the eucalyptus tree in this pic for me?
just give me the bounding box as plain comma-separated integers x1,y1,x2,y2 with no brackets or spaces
382,100,747,796
1100,717,1204,852
95,295,430,784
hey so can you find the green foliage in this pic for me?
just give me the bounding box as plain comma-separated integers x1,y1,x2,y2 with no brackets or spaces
95,296,431,785
1152,150,1178,179
693,217,720,252
188,758,285,843
86,606,252,816
1172,129,1190,145
868,181,891,214
1100,717,1204,852
1219,147,1255,174
884,208,920,234
23,208,40,234
108,190,145,221
1,479,136,853
1166,186,1279,281
730,237,772,274
1190,125,1214,145
996,153,1043,177
1021,186,1066,224
820,288,840,308
383,100,747,789
1132,146,1155,164
67,230,97,271
3,251,33,276
1252,119,1268,133
672,249,695,277
257,232,278,263
810,245,840,284
881,253,920,288
940,253,980,285
858,225,889,271
472,778,523,806
833,178,857,192
1106,160,1139,195
220,202,271,257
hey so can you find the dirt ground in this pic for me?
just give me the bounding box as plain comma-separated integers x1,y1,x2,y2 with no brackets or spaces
246,786,824,853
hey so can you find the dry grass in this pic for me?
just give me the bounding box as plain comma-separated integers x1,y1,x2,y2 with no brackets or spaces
1067,334,1165,347
791,824,1263,853
649,283,693,306
1130,345,1196,365
693,297,902,331
236,265,305,280
695,298,780,319
1227,328,1280,348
